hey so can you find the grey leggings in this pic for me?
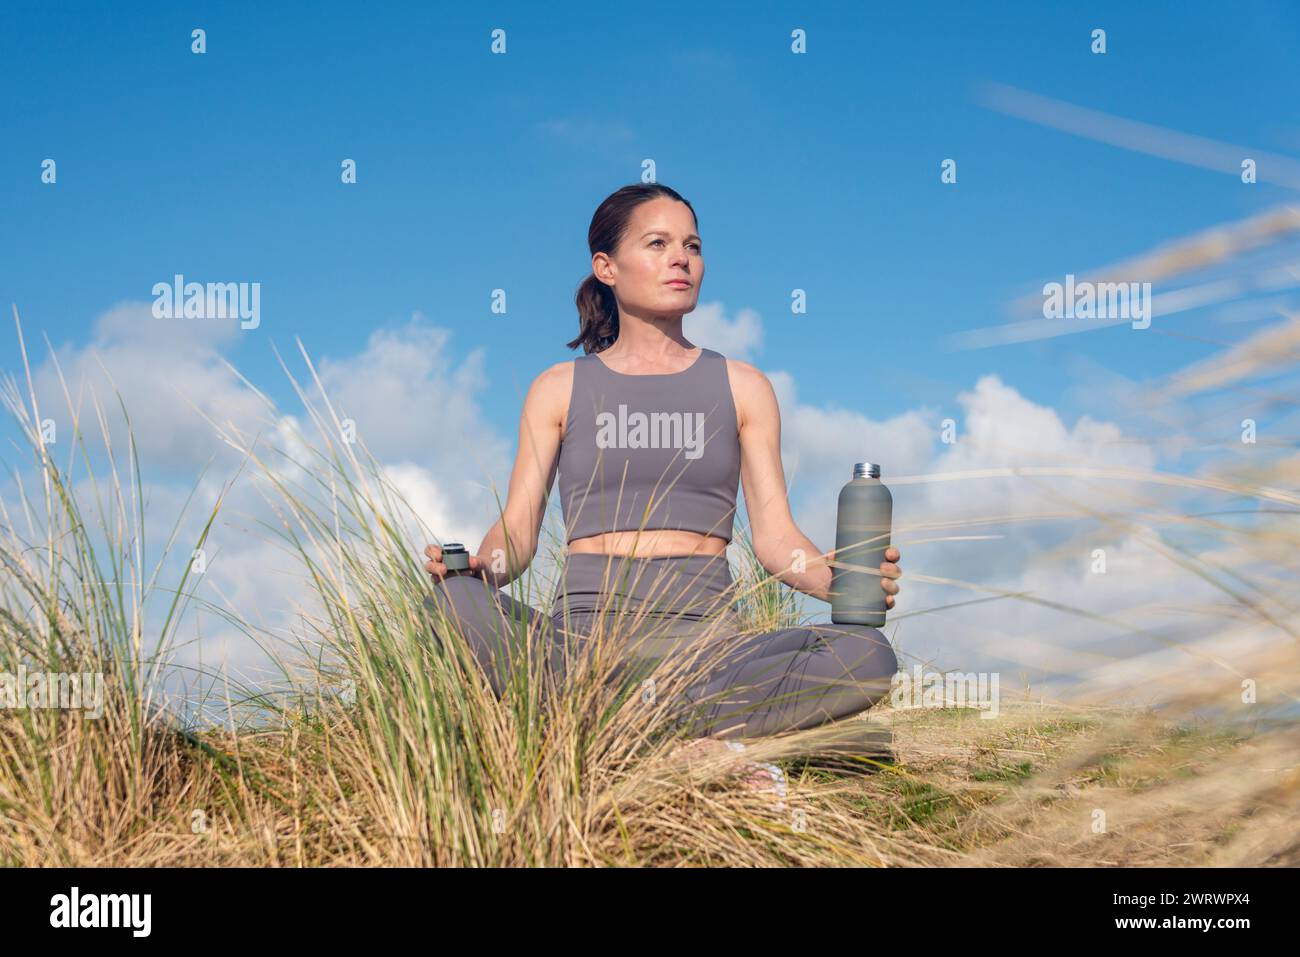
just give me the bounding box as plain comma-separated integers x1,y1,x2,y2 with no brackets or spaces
423,552,898,740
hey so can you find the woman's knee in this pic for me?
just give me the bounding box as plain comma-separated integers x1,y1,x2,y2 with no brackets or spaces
424,575,515,694
429,572,498,619
424,575,503,654
862,630,898,707
816,624,898,705
434,571,479,599
861,626,898,673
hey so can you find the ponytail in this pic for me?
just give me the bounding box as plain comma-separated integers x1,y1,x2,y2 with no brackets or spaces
567,274,619,354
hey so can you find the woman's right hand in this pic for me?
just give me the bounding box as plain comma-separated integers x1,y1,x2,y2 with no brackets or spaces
423,544,487,582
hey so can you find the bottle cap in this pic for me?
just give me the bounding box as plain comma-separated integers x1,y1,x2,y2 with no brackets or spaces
853,462,881,479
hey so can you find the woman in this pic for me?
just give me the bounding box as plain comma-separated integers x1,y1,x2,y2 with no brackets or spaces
423,183,902,785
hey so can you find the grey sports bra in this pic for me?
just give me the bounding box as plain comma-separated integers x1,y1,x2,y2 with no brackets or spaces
555,347,741,544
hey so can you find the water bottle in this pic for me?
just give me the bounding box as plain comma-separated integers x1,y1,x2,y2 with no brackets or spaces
830,462,893,626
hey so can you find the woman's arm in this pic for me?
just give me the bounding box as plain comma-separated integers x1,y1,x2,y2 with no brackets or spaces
731,360,901,606
466,361,570,589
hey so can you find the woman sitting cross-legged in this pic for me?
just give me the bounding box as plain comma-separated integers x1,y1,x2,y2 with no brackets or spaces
422,183,902,800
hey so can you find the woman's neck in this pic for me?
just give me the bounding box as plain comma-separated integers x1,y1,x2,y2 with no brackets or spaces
606,314,692,359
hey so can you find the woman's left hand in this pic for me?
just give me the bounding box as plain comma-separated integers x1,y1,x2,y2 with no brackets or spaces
880,546,902,609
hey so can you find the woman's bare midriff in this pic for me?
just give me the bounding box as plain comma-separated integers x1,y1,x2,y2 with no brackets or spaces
567,529,728,558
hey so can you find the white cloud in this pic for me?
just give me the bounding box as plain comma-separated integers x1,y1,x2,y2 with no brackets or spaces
8,300,1287,719
93,298,243,351
313,312,513,537
686,302,763,361
748,356,1282,708
8,304,519,719
28,301,267,474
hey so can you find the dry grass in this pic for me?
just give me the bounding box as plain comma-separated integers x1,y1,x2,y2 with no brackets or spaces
1,277,1297,866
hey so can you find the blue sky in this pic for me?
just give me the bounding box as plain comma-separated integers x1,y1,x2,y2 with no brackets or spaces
3,0,1298,427
0,1,1296,701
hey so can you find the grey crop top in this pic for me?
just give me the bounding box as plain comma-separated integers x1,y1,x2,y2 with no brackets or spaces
555,347,741,544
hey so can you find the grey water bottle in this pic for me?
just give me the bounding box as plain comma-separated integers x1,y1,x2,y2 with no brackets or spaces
830,462,893,627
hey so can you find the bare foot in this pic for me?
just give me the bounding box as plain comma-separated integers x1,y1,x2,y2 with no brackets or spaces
667,738,788,810
724,741,789,810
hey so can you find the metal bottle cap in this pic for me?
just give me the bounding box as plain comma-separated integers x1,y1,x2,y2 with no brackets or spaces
853,462,881,479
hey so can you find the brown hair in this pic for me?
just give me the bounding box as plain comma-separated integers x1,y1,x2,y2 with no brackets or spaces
567,183,698,355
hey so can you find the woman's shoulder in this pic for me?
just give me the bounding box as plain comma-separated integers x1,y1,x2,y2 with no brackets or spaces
718,356,775,432
524,358,574,395
718,354,767,389
525,358,579,433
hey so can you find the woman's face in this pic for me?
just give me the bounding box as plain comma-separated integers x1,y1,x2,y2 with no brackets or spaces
596,197,703,319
